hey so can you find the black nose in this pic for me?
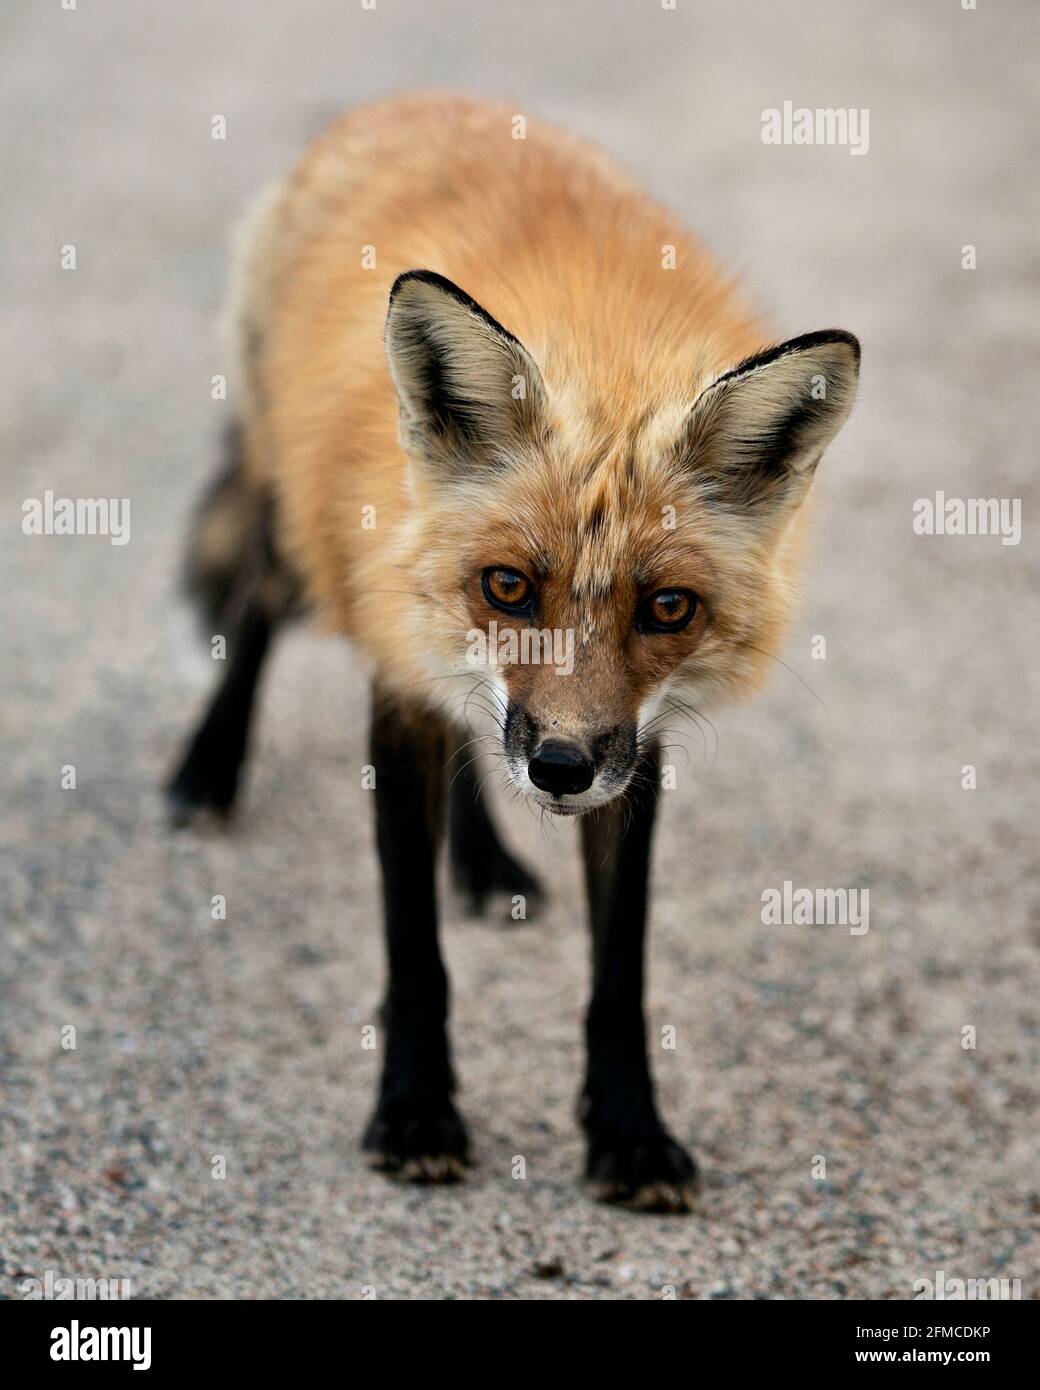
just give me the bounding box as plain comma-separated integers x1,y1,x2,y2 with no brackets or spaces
528,740,595,797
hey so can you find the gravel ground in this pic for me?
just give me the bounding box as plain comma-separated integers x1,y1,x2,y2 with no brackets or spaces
2,0,1038,1300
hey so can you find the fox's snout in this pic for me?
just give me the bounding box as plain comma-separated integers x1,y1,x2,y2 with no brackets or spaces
528,741,594,797
504,704,638,814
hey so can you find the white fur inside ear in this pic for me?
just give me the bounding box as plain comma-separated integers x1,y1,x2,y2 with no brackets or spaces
385,273,546,474
683,333,859,509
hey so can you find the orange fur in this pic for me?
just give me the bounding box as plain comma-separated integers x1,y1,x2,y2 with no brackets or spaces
230,92,854,745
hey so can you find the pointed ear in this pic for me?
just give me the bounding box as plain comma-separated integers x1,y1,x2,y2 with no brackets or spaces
679,330,860,514
385,270,547,478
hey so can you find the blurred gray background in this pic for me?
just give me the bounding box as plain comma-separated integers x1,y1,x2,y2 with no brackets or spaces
2,0,1038,1299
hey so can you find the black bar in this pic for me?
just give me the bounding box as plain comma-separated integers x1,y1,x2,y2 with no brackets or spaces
4,1297,1030,1374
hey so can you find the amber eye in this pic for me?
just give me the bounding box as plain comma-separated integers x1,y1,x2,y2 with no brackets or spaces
482,566,534,614
639,588,697,633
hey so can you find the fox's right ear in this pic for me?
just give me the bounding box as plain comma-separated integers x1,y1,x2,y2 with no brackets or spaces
385,270,547,479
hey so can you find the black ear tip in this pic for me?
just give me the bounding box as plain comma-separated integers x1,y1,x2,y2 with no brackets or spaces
788,328,861,362
713,328,861,389
388,268,442,304
829,329,861,363
786,328,861,373
386,270,525,350
386,268,484,318
810,329,861,367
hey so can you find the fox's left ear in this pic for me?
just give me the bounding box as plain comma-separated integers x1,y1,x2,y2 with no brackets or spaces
385,270,547,480
680,330,860,514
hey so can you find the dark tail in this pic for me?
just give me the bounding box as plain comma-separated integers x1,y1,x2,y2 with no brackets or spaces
182,424,295,636
167,425,296,824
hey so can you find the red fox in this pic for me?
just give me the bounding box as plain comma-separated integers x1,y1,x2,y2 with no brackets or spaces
169,93,859,1212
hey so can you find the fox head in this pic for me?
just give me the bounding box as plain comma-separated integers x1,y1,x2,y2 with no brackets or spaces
385,269,859,816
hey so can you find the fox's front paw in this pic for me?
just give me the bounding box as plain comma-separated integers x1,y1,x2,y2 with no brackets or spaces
363,1092,471,1184
583,1120,698,1213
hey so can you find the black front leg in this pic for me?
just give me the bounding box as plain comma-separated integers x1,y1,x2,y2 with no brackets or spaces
362,685,470,1183
579,742,698,1212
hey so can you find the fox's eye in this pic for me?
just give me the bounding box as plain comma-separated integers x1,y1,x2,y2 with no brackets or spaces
639,588,697,633
482,567,534,613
